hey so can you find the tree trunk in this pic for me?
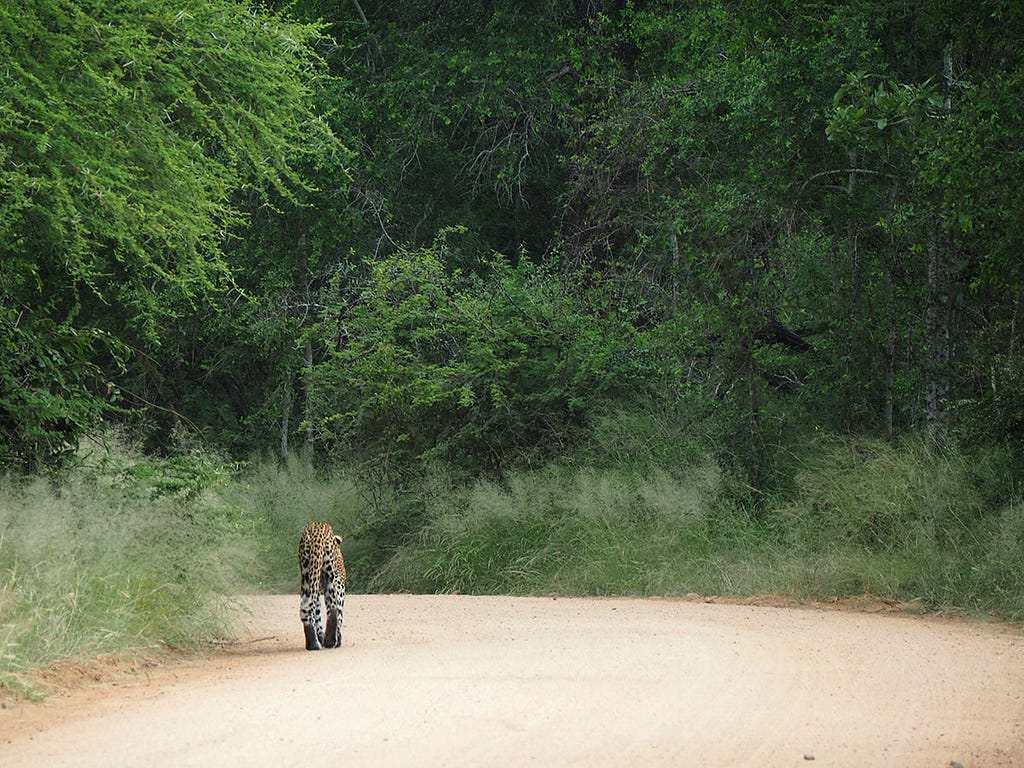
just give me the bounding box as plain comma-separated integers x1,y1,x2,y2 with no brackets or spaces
883,263,896,441
924,46,957,442
924,226,951,441
280,377,291,462
302,337,314,460
745,336,762,488
668,224,680,308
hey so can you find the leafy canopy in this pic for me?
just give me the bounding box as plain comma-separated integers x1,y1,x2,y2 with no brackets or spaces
0,0,338,466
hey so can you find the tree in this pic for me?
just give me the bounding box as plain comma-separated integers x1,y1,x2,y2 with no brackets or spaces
193,0,581,460
12,0,1021,476
0,0,337,466
827,1,1024,441
553,2,878,482
307,232,648,482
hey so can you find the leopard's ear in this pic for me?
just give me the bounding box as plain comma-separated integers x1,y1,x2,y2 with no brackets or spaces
334,534,344,546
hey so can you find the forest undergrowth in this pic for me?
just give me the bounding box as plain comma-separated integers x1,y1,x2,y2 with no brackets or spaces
370,438,1024,619
0,437,253,695
3,430,1021,695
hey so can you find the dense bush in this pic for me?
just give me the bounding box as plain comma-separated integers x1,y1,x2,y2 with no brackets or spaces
0,437,252,693
309,239,649,479
366,438,1023,621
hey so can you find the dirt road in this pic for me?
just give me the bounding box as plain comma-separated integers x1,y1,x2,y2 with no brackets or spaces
2,595,1023,767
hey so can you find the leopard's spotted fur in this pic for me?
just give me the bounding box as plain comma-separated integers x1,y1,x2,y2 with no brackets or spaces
298,521,347,651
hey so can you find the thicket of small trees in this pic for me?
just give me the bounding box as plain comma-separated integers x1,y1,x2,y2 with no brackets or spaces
4,1,1024,491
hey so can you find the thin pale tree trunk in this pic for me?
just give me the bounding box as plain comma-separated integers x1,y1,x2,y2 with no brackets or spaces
280,378,291,461
303,337,314,460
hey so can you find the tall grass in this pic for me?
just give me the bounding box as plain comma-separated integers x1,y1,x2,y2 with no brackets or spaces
230,456,366,592
0,438,255,693
4,430,1022,694
775,437,1024,617
368,438,1024,621
372,461,765,596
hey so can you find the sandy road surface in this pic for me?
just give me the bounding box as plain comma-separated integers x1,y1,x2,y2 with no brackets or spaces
2,595,1023,767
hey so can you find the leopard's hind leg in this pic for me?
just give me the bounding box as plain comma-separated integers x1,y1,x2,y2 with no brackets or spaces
300,559,325,651
323,571,346,648
300,589,324,651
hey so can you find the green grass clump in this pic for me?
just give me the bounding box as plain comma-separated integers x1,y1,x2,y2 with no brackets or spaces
0,439,255,694
229,457,366,592
774,437,1024,617
367,438,1024,621
370,461,765,596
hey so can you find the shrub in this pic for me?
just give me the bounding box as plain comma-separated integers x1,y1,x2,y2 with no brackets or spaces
370,461,755,596
0,436,253,693
230,457,366,592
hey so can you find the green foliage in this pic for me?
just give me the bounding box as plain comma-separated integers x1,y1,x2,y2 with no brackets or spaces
366,438,1023,620
12,0,1010,478
0,308,121,469
1,0,331,292
0,436,255,693
0,0,338,465
310,235,649,478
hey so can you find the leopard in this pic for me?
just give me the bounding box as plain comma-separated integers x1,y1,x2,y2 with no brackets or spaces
298,521,347,651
